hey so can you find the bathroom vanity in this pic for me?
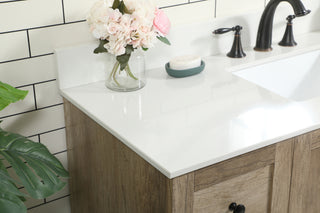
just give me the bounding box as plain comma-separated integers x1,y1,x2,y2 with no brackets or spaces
56,29,320,213
64,99,320,213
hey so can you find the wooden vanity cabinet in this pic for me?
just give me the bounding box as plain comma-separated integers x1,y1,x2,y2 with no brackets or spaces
64,100,320,213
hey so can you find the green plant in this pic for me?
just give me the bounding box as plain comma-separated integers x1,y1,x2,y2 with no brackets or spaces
0,81,69,213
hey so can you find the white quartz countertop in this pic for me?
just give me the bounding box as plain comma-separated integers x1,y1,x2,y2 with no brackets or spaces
58,32,320,179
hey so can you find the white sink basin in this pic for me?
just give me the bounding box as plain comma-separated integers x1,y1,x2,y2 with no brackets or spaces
233,50,320,101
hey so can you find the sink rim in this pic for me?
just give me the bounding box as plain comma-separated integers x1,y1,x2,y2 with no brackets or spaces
230,48,320,102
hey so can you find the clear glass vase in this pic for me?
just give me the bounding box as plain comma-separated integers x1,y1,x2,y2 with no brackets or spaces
105,50,146,92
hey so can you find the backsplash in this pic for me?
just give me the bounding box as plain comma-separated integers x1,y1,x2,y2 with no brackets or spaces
0,0,319,212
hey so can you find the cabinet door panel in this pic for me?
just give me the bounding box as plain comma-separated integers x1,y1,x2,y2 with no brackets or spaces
193,165,274,213
194,145,275,191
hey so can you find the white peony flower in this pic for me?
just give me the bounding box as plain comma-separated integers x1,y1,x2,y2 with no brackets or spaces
87,0,170,56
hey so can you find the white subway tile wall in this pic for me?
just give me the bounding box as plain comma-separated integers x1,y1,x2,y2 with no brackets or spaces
0,56,57,86
0,0,63,33
216,0,265,18
0,31,29,62
1,0,318,212
29,22,95,56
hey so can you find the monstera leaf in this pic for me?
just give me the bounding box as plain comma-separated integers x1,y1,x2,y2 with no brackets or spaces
0,129,69,212
0,160,27,213
0,82,69,212
0,81,28,111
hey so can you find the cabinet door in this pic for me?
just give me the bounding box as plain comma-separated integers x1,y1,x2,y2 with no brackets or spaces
183,140,294,213
289,130,320,213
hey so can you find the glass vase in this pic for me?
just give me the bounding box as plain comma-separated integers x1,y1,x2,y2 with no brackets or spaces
105,50,146,92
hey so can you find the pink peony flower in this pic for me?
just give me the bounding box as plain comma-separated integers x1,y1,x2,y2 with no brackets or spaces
153,9,171,36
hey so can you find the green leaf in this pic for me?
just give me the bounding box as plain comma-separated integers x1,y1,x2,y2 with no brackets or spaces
118,1,130,14
142,47,148,51
94,40,108,54
0,193,26,213
116,45,134,71
112,0,120,9
112,0,130,14
157,36,171,46
0,82,28,111
0,161,27,213
125,45,134,55
0,129,69,199
0,161,25,198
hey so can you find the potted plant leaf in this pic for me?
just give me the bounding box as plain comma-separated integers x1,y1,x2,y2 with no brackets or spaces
0,81,69,213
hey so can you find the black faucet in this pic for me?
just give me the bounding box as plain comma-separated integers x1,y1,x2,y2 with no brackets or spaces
213,25,246,58
254,0,310,51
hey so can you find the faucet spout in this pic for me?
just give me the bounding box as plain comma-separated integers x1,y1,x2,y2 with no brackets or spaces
254,0,310,51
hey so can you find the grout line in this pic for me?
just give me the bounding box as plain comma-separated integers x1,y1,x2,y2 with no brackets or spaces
28,127,66,138
61,0,66,24
160,0,208,9
0,109,36,119
0,20,85,35
214,0,217,18
37,134,41,143
26,30,32,58
27,194,70,210
0,57,30,64
32,84,38,110
0,103,63,120
16,79,57,89
0,0,26,4
31,53,54,58
0,53,53,64
53,150,67,156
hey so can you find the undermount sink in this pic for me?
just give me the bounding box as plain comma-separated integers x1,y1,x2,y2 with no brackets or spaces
233,49,320,102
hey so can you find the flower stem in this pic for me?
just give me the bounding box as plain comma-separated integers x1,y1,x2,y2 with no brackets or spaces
109,61,138,88
125,65,138,80
110,61,120,86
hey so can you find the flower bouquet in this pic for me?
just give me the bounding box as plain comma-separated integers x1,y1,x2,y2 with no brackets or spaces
87,0,171,91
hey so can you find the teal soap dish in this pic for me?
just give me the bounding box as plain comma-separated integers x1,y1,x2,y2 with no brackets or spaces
165,60,205,78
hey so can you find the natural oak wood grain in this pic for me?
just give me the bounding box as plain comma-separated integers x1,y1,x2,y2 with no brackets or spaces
64,100,172,213
172,173,194,213
311,129,320,150
193,165,274,213
270,139,294,213
194,144,276,191
304,147,320,213
289,134,312,213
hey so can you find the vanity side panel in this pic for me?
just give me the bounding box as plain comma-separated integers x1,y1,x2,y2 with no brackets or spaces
64,100,172,213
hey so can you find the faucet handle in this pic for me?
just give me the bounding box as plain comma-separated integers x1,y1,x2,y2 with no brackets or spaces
213,28,234,34
213,26,243,35
279,15,297,47
212,25,246,58
286,15,296,23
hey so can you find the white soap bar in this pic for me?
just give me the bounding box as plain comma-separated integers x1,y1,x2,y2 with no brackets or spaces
169,55,201,70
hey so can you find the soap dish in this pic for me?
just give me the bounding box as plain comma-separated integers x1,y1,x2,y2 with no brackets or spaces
165,60,205,78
